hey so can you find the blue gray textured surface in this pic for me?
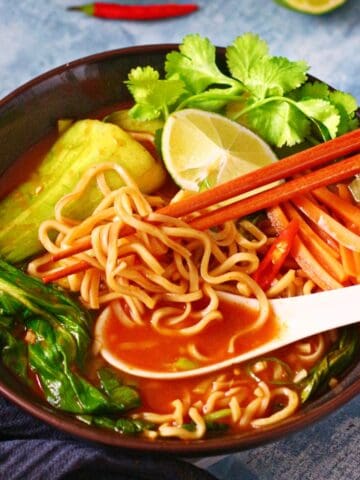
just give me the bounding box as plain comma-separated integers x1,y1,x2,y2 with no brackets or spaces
0,0,359,479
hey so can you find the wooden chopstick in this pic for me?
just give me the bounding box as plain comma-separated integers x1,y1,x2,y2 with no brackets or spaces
159,128,360,218
189,153,360,230
43,153,360,284
50,128,360,263
42,130,360,283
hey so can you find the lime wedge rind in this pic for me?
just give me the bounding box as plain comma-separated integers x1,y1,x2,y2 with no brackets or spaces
275,0,347,14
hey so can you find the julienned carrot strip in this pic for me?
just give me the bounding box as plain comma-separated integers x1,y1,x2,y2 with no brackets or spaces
293,195,360,252
336,183,354,202
42,261,89,284
189,154,360,231
335,184,359,278
267,206,342,290
283,202,347,283
51,237,92,260
51,225,134,261
339,244,357,277
354,253,360,281
307,219,340,252
305,192,341,250
312,187,360,233
284,201,339,259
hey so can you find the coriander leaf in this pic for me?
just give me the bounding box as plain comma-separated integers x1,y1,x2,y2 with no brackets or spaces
126,66,185,121
178,87,243,112
165,34,236,94
297,98,340,140
246,99,310,147
329,90,359,135
226,33,269,86
248,56,308,99
291,80,330,100
330,90,358,116
128,103,161,122
227,34,308,99
290,81,357,137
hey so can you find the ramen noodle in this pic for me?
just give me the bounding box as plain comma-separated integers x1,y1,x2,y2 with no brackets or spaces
27,160,342,439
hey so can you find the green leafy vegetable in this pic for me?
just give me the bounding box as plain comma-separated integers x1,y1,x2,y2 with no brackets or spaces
125,33,358,148
98,367,141,411
300,326,360,403
77,414,154,435
0,260,142,422
126,66,185,121
0,323,29,382
227,33,308,98
290,81,359,136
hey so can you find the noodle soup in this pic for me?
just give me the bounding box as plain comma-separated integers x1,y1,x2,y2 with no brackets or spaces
0,40,359,449
0,117,357,441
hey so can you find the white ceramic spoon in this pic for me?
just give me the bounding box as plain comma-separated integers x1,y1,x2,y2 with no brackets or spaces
100,284,360,380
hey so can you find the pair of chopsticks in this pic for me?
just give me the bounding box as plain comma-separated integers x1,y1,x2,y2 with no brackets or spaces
42,128,360,283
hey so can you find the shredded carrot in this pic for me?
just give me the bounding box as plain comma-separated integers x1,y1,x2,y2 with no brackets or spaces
42,261,89,283
312,186,360,234
283,202,347,283
334,184,360,279
190,154,360,231
336,183,354,202
160,130,360,220
354,252,360,282
339,244,357,278
293,195,360,252
267,206,342,290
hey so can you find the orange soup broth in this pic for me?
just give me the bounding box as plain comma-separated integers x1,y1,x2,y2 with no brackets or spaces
1,105,342,433
102,299,280,372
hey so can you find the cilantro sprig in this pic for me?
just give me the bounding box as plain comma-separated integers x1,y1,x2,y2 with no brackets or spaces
125,33,358,148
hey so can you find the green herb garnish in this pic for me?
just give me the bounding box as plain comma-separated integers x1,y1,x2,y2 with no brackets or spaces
126,33,358,148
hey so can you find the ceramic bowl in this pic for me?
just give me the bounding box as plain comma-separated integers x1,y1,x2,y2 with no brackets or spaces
0,45,359,456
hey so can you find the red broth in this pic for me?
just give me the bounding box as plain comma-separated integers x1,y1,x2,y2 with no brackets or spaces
0,108,345,438
101,299,279,372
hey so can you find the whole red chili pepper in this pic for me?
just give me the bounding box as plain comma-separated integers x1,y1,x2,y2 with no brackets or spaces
68,2,199,20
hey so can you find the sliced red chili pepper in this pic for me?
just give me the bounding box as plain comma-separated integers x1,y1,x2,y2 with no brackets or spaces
68,3,199,20
252,218,299,291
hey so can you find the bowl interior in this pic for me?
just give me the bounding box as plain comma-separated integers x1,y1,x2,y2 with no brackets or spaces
0,45,359,456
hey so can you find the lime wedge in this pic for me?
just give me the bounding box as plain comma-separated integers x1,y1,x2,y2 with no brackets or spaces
275,0,347,14
161,109,277,192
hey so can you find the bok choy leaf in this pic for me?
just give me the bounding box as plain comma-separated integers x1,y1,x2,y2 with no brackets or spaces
300,326,360,403
0,260,142,425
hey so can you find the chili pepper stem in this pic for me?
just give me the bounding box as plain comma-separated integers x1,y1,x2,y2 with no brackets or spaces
67,4,94,15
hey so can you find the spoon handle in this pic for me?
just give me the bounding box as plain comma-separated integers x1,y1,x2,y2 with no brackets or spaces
272,283,360,344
